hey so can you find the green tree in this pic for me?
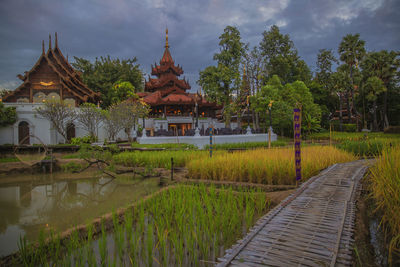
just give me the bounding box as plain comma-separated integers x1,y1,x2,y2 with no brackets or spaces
251,75,321,136
76,103,104,139
331,68,352,131
244,46,265,129
198,26,245,127
0,102,17,127
313,49,339,128
103,97,149,141
260,25,311,84
338,34,366,120
364,76,386,131
72,56,143,108
35,101,77,143
361,50,400,128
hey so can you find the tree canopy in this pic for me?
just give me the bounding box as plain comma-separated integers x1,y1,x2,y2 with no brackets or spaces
72,56,143,108
0,102,17,127
198,26,245,127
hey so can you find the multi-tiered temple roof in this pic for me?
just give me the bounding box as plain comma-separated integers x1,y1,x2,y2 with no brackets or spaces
138,29,218,110
3,33,99,106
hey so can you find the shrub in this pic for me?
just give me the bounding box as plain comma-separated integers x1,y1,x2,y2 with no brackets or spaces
342,123,357,132
61,162,84,172
384,126,400,134
71,135,97,145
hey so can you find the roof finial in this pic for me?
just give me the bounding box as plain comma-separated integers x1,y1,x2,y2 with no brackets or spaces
55,32,58,48
48,34,52,50
165,28,169,48
42,40,45,55
243,65,246,77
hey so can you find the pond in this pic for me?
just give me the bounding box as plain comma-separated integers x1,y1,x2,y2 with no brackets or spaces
0,172,161,257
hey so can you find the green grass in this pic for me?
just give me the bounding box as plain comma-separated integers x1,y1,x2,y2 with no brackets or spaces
17,184,271,266
61,153,80,159
113,150,217,168
129,143,198,150
335,139,400,157
0,157,20,163
204,140,288,150
309,131,400,141
369,146,400,264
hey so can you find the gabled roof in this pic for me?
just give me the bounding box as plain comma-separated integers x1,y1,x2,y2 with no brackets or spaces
3,33,100,103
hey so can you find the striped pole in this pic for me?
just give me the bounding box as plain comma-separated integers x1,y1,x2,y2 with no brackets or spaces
209,127,213,158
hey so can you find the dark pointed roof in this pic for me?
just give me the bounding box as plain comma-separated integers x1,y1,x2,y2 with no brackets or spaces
139,29,219,109
3,33,100,103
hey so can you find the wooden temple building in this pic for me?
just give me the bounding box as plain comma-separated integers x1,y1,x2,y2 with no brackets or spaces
137,29,219,136
3,33,100,106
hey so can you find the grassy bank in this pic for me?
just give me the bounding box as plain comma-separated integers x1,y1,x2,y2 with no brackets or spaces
369,147,400,264
309,131,400,141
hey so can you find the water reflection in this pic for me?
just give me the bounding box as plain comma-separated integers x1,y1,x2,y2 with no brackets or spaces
0,174,159,257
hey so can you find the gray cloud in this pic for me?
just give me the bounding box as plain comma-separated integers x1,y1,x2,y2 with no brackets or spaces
0,0,399,91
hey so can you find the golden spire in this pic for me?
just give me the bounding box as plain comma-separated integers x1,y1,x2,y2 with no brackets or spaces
55,32,58,48
48,34,52,50
42,40,45,55
165,28,169,48
243,65,246,77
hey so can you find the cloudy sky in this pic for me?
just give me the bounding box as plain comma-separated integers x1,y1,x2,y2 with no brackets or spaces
0,0,399,92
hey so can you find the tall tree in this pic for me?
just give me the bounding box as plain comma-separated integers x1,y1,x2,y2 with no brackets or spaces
316,49,339,88
76,103,104,139
72,56,143,108
198,26,245,127
35,101,77,143
364,76,386,131
260,25,311,84
361,50,400,129
244,46,265,129
331,67,352,131
338,34,366,121
313,49,339,128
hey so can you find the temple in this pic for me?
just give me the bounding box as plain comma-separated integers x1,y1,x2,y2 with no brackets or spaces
3,33,100,106
138,29,220,136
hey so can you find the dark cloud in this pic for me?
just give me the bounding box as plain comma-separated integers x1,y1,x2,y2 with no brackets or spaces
0,0,399,91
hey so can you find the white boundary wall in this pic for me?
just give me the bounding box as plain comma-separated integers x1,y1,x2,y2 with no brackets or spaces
138,133,277,149
0,103,276,146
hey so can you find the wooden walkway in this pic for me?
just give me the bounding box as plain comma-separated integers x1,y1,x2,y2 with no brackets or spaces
217,160,369,267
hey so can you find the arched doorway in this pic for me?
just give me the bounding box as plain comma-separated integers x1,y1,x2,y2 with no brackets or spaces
67,123,76,142
18,121,30,145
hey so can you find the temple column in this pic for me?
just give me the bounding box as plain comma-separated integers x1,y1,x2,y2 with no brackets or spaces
164,105,167,118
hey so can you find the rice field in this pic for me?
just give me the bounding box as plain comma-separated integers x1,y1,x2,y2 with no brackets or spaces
369,147,400,263
113,150,221,168
335,138,400,157
187,146,357,185
309,131,400,141
15,184,270,266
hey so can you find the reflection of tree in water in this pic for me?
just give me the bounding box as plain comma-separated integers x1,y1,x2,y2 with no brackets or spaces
0,200,21,234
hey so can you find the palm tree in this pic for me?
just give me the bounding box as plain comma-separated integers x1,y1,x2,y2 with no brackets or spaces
338,34,366,122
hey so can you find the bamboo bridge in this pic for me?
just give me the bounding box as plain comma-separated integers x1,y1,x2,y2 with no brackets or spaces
217,160,370,267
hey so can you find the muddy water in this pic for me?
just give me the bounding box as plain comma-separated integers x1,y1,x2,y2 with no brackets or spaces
0,173,160,257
